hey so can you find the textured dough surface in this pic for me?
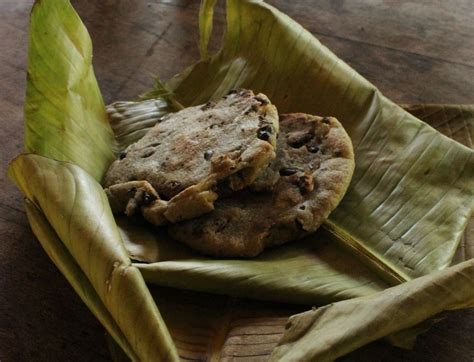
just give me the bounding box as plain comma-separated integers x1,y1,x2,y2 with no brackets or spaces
168,113,355,257
103,89,279,224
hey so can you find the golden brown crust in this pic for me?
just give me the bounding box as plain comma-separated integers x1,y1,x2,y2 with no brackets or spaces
103,89,279,224
168,113,355,257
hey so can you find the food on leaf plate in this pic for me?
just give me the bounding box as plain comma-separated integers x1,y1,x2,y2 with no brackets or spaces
104,90,355,257
104,89,279,225
11,1,473,360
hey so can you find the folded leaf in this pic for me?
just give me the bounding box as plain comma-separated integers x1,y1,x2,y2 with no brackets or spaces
119,218,389,306
402,104,474,265
107,98,172,151
384,314,446,350
15,0,474,360
107,100,472,307
8,154,179,361
25,0,115,181
270,259,474,362
116,217,196,263
106,100,388,306
199,0,219,59
137,232,388,306
24,200,138,360
382,104,474,351
403,104,474,149
162,0,474,280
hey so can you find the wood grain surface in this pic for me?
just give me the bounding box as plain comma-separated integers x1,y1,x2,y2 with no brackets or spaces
1,1,473,361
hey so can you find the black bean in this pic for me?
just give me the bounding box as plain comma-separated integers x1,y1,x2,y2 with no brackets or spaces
288,133,313,148
143,192,154,205
257,125,273,141
147,141,161,147
119,151,127,160
200,101,215,110
279,167,301,176
307,145,319,153
254,95,269,105
204,150,214,161
258,130,270,141
295,174,313,194
141,149,155,158
295,218,305,231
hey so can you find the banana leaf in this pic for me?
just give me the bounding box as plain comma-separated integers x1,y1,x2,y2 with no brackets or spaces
137,232,388,306
161,0,474,281
7,0,474,360
24,0,116,181
110,105,474,361
403,104,474,149
23,199,138,360
108,102,474,308
270,259,474,362
402,104,474,265
9,154,178,361
266,105,474,359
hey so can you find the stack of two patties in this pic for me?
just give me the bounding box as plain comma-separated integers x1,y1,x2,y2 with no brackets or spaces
104,89,355,257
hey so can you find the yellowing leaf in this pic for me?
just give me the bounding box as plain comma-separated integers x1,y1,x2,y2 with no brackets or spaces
137,234,388,306
160,0,474,280
24,200,138,360
403,104,474,265
403,104,474,149
8,154,179,361
25,0,115,181
11,0,474,360
270,259,474,361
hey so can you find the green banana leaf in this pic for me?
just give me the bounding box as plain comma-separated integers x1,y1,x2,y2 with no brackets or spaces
19,109,473,361
403,104,474,149
267,105,474,359
137,233,388,306
162,0,474,281
270,259,474,362
106,102,473,308
402,104,474,265
24,199,138,360
7,0,474,360
24,0,116,181
100,103,474,360
107,98,174,151
8,154,179,362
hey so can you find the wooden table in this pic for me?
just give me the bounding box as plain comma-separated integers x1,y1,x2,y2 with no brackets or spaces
1,1,473,361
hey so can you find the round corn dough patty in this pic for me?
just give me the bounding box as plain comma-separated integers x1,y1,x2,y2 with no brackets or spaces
103,89,279,225
168,113,355,257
